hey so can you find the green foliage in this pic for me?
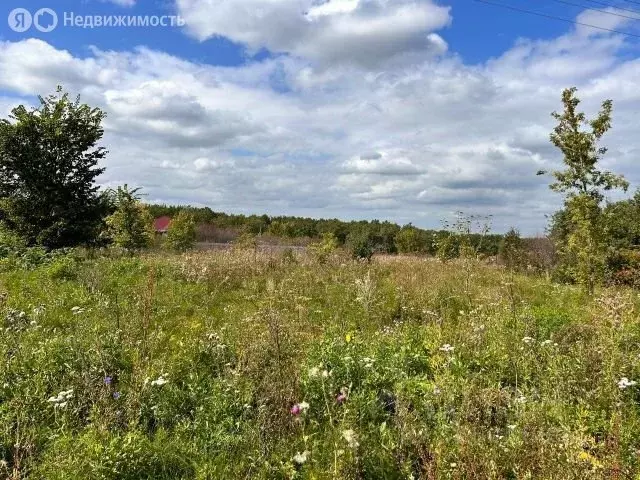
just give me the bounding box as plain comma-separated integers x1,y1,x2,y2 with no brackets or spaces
146,204,503,257
549,87,628,200
435,233,459,262
346,229,373,260
0,222,27,258
394,225,424,254
164,211,197,253
499,228,526,271
2,250,640,478
546,87,629,294
104,186,154,252
0,86,109,248
309,232,339,263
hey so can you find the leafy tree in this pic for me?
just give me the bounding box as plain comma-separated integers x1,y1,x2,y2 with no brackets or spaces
0,86,109,248
309,232,339,263
346,229,373,261
499,228,526,271
104,186,154,251
544,87,628,293
165,211,197,252
395,225,424,254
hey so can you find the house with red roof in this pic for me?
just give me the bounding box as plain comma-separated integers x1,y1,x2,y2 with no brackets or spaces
154,216,171,235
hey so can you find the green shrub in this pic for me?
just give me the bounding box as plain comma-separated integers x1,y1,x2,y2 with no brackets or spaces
164,212,197,253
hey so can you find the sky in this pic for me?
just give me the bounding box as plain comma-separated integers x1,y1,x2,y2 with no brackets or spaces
1,1,640,235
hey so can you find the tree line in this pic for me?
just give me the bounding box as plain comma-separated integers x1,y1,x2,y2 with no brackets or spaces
0,85,637,292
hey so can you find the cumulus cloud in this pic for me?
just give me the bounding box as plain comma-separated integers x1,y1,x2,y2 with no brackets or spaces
176,0,451,68
0,8,638,234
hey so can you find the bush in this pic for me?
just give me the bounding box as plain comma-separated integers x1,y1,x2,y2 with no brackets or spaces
346,231,373,261
164,212,197,253
47,255,80,281
499,228,526,271
309,233,339,263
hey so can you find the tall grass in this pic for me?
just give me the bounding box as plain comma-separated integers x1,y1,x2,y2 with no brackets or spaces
1,250,639,478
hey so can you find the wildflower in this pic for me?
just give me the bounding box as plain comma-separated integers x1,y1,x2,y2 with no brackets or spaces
104,376,112,386
362,357,374,368
291,401,310,416
71,306,84,315
293,450,310,465
522,336,534,344
541,339,553,346
618,377,637,389
322,370,331,378
337,387,348,404
439,344,454,353
47,389,74,406
342,429,359,448
345,333,352,343
150,376,168,387
113,392,121,400
507,424,516,430
308,367,320,378
433,386,441,395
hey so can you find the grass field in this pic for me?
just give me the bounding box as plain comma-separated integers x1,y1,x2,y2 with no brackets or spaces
2,249,640,479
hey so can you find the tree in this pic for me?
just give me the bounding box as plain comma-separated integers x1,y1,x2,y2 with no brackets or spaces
309,232,339,263
544,87,628,293
346,229,373,261
395,225,423,254
104,186,154,252
499,228,525,271
165,211,197,252
0,86,109,248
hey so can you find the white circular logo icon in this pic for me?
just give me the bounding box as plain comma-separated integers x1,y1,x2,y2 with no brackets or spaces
34,8,57,32
8,8,32,32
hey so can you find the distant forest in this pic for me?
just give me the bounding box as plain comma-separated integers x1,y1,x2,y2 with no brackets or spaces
146,204,505,256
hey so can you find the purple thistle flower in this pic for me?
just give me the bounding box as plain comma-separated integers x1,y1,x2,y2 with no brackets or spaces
290,404,301,416
337,393,347,404
112,392,121,400
104,376,112,386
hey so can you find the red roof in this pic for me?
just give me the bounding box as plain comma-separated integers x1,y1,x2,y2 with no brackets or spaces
154,216,171,232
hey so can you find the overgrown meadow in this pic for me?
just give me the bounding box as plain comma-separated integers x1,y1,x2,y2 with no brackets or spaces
2,248,640,479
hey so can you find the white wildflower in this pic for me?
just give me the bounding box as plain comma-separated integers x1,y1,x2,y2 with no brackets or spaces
71,306,84,315
522,336,534,344
298,401,310,412
439,344,454,353
342,429,359,449
308,367,320,378
618,377,637,390
322,370,331,378
151,376,168,387
541,339,553,346
47,389,74,406
293,450,310,465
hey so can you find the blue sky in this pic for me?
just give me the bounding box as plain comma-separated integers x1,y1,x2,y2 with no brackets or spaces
0,0,639,234
2,0,596,64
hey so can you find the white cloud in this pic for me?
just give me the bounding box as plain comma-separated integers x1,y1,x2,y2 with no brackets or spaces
176,0,451,68
0,8,639,234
